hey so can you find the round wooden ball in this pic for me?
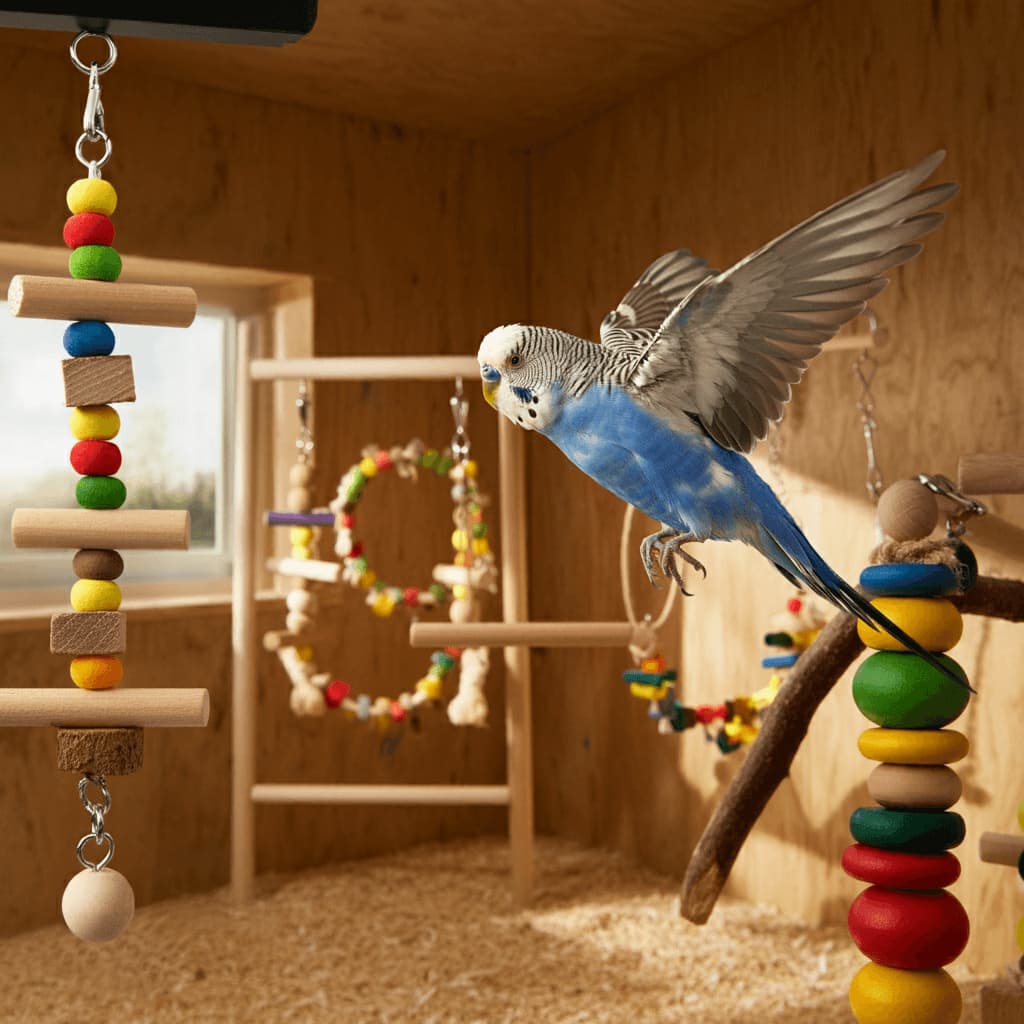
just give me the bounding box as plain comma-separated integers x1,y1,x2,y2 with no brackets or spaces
285,610,312,634
286,589,316,614
449,597,476,623
877,479,938,541
289,463,314,487
286,486,312,512
61,867,135,942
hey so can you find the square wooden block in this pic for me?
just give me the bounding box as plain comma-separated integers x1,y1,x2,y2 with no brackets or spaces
62,355,136,407
50,611,127,655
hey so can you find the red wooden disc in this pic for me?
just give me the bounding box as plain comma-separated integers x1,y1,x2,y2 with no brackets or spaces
848,885,969,969
63,212,115,249
842,844,961,890
70,439,121,477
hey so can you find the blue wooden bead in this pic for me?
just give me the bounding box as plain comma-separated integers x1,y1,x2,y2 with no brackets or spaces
762,653,799,668
859,563,960,597
64,321,115,357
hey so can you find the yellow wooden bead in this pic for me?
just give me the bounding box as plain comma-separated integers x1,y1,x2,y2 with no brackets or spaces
358,570,377,590
1018,799,1024,832
416,677,442,700
451,529,469,552
462,460,478,478
290,526,313,545
849,963,961,1024
70,655,123,690
630,683,667,701
371,592,395,617
452,583,470,600
454,552,468,567
67,177,118,216
290,546,312,560
70,404,120,441
295,645,314,662
1017,915,1024,953
471,538,490,556
858,727,969,765
70,579,121,611
358,456,378,478
857,597,963,652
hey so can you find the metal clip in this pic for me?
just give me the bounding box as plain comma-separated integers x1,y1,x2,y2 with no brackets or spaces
83,64,105,140
295,380,314,462
917,473,987,537
450,376,470,464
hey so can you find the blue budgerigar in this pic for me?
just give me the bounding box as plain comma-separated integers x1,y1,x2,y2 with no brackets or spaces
477,151,967,687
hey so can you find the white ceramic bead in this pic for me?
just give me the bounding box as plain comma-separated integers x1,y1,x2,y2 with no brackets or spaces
286,611,312,633
286,589,315,614
61,867,135,943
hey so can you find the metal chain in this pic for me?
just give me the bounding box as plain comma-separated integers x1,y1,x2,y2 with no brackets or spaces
295,380,314,462
450,377,470,465
76,773,116,871
851,311,889,504
70,31,116,178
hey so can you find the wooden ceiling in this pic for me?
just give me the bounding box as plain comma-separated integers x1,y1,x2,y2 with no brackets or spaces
4,0,812,146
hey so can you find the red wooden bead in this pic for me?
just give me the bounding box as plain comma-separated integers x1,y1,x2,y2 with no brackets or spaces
695,703,727,724
787,597,803,613
403,587,419,607
842,844,961,890
340,512,355,529
70,439,121,477
324,680,351,708
374,450,392,470
349,542,363,558
389,701,406,722
444,646,463,658
848,886,969,969
63,212,115,249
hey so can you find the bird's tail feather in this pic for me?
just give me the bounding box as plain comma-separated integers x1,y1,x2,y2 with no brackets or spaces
758,518,973,693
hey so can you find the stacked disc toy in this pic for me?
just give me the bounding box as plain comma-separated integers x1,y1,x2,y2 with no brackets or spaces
844,479,974,1024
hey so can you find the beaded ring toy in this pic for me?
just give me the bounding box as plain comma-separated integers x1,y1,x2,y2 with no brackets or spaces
264,380,498,729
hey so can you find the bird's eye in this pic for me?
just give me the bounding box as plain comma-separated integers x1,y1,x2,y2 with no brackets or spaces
509,353,521,366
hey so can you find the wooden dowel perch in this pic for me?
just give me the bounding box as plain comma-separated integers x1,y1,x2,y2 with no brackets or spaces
249,355,480,382
979,831,1024,867
251,783,511,806
265,557,340,584
11,508,190,549
958,452,1024,495
0,688,210,728
9,275,197,327
679,575,1024,925
410,621,636,648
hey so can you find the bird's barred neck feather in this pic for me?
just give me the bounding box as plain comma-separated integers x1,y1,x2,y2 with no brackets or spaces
515,326,634,396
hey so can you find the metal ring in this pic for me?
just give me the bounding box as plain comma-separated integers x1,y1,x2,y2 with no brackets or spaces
76,831,115,871
78,773,111,815
70,31,117,75
75,130,112,172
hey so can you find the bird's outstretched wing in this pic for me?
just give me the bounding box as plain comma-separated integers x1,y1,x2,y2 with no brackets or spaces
631,151,958,453
599,248,714,358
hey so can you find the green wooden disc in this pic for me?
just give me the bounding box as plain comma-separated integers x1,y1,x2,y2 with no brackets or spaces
849,807,965,853
76,475,126,510
853,651,970,728
69,244,122,282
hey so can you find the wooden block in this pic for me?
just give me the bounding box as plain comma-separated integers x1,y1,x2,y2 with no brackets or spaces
981,977,1024,1024
62,356,136,407
50,611,127,655
11,508,190,549
56,727,143,775
8,275,197,327
0,688,209,727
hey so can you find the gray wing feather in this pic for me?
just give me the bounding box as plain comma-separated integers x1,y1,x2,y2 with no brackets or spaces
634,152,958,453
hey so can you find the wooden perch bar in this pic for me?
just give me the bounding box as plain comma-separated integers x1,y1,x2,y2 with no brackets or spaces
0,688,209,728
11,508,190,549
979,831,1024,867
251,783,510,806
410,620,636,648
958,452,1024,495
822,331,873,352
265,556,340,584
249,355,480,382
9,275,197,327
679,575,1024,925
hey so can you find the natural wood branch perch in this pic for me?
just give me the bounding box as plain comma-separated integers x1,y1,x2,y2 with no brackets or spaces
679,574,1024,924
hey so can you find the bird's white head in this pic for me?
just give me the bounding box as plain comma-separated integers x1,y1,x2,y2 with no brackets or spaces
477,324,560,432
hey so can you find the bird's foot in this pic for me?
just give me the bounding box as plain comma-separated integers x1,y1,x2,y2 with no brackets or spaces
639,528,676,587
659,533,706,596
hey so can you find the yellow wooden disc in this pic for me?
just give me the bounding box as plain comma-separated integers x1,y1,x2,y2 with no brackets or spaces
849,963,961,1024
66,177,118,216
69,404,120,441
857,597,963,652
858,727,969,765
1017,915,1024,954
70,579,122,612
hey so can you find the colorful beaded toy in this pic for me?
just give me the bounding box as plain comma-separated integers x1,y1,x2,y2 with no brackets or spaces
264,382,498,728
844,475,983,1024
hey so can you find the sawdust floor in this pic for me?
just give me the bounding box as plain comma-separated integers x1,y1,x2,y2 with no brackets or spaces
3,836,990,1024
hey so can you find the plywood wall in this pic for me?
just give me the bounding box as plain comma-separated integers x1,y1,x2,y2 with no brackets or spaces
0,40,526,934
526,0,1024,973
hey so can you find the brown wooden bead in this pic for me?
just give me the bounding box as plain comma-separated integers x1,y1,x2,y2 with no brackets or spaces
56,727,143,775
877,479,939,541
73,548,124,580
50,611,127,655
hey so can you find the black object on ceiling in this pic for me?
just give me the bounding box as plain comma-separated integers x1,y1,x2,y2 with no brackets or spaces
0,2,318,45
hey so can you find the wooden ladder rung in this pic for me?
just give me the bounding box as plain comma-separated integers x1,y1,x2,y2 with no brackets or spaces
410,620,637,648
250,783,511,806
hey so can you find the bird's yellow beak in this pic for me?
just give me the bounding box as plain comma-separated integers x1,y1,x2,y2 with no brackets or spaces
482,380,499,408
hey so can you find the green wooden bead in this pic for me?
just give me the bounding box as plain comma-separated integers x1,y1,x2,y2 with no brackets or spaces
69,244,122,282
849,807,965,853
76,475,126,509
852,651,970,728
